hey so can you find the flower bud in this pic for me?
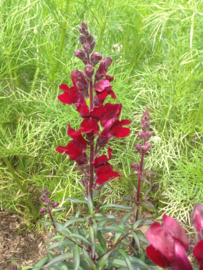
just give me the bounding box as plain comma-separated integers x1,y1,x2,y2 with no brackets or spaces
45,199,51,205
142,142,152,153
78,35,86,45
83,43,90,53
40,208,47,214
39,195,46,203
11,266,17,270
89,40,96,53
81,22,88,30
86,34,94,44
135,143,142,152
81,176,88,188
90,52,102,66
74,49,86,60
52,201,59,208
42,188,50,196
131,163,140,171
84,64,94,80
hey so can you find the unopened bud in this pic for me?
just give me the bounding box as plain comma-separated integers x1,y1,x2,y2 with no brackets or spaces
78,35,86,45
40,208,47,214
87,34,94,44
83,43,90,53
42,188,50,196
45,199,51,205
39,195,46,203
52,202,59,208
135,143,142,152
84,65,94,80
11,266,17,270
81,22,88,30
90,52,102,66
81,177,88,188
74,49,86,60
89,40,96,53
131,163,140,171
142,142,152,153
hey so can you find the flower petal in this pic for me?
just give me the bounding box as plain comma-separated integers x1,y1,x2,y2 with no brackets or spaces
146,222,175,263
67,124,87,150
171,242,193,270
193,240,203,270
163,214,189,251
94,79,110,92
192,203,203,241
80,118,100,135
100,103,122,128
146,245,170,268
56,141,83,161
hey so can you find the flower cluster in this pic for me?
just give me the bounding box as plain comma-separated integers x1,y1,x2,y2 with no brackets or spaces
56,22,131,188
39,188,59,215
146,203,203,270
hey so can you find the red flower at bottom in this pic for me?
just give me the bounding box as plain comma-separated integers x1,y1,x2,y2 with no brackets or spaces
146,214,192,270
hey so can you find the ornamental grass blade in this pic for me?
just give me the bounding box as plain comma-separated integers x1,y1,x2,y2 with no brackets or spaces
73,245,80,270
117,249,133,270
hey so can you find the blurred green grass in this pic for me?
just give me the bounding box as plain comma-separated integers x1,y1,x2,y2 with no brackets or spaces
0,0,203,226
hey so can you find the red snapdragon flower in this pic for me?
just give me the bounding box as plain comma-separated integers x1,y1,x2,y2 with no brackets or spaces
56,124,88,166
192,203,203,242
146,214,192,270
91,147,123,185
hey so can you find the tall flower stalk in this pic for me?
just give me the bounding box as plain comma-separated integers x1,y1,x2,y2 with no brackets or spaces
56,22,131,199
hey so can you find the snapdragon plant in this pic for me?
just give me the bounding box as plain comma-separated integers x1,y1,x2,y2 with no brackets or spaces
11,22,203,270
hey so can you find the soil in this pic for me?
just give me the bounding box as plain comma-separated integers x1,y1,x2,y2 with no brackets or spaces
0,209,198,270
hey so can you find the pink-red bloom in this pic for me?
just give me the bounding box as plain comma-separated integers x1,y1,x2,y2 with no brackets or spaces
91,147,123,185
146,214,192,270
192,203,203,242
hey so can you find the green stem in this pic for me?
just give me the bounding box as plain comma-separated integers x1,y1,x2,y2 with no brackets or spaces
188,93,203,145
3,157,38,215
53,0,70,74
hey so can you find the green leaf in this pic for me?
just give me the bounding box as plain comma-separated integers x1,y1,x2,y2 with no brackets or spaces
42,253,80,269
100,204,133,210
131,231,140,250
137,234,149,245
114,212,132,244
82,248,97,270
44,235,64,248
97,231,107,252
140,201,157,214
108,259,127,267
133,219,145,230
60,218,85,233
117,249,133,270
129,256,149,269
98,225,125,234
51,207,66,212
73,245,80,270
22,267,33,270
66,197,87,204
87,192,94,215
95,243,105,257
75,207,81,218
89,225,95,258
68,233,92,245
43,240,72,252
97,249,114,270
